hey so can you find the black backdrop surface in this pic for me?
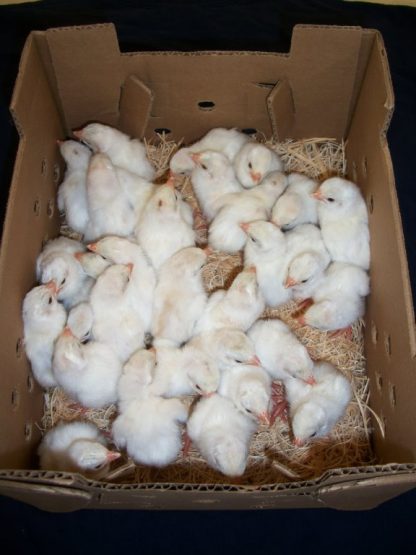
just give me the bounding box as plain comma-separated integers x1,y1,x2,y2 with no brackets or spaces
0,0,415,549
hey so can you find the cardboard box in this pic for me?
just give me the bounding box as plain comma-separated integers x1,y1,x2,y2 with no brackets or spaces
1,23,415,511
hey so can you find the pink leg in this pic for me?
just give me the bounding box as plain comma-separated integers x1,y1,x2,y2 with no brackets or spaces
68,402,88,415
269,382,288,424
291,298,313,319
182,432,192,456
329,326,353,340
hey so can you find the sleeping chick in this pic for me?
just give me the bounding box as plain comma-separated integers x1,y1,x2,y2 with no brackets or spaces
74,122,155,180
38,421,120,476
22,281,66,389
248,318,315,384
195,267,265,333
152,247,208,345
135,179,196,270
234,142,283,189
242,220,292,308
187,393,257,477
285,360,352,445
271,173,318,230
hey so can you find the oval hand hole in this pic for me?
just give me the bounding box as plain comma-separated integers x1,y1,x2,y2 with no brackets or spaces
24,422,32,441
198,101,215,111
154,128,171,135
389,383,396,408
41,158,47,175
11,389,20,410
375,372,383,392
362,156,368,178
47,199,55,218
27,375,34,393
367,194,374,214
33,199,41,216
53,163,60,184
16,338,23,358
242,128,257,135
351,161,358,183
384,333,392,357
371,321,378,344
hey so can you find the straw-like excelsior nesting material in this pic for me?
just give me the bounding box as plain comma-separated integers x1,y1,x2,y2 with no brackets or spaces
45,134,377,485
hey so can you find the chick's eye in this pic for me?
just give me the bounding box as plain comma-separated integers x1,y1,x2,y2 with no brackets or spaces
248,162,252,169
327,197,335,202
250,236,257,243
93,463,103,470
48,297,53,305
301,278,308,284
234,358,243,363
310,432,317,438
195,384,202,392
61,278,66,285
246,408,253,414
201,164,208,170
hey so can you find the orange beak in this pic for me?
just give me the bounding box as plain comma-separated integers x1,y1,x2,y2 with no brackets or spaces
87,242,97,252
62,326,74,337
106,451,121,463
284,276,297,289
149,346,156,354
258,412,271,426
247,355,261,367
247,265,257,274
126,262,134,275
312,189,325,201
165,175,175,188
45,280,58,295
203,246,213,256
73,129,83,140
74,251,84,261
202,391,215,398
239,222,250,233
293,437,304,447
190,152,202,165
297,315,306,326
250,170,262,184
305,375,317,385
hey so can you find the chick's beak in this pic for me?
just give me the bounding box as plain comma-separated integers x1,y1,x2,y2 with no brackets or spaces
285,276,297,289
250,171,262,184
305,375,317,385
239,222,250,233
62,326,74,337
87,242,97,252
293,437,304,447
202,391,215,398
106,451,121,463
126,263,134,275
72,129,83,140
297,315,306,326
203,246,213,256
190,152,202,165
312,189,325,201
74,251,84,261
45,280,58,296
247,355,261,367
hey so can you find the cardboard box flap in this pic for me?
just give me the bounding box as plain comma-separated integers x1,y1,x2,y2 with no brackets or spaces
118,75,154,139
289,25,364,139
45,23,122,133
266,79,295,141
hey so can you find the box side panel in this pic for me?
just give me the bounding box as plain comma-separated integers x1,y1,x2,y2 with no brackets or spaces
0,34,64,468
346,34,416,462
121,52,289,144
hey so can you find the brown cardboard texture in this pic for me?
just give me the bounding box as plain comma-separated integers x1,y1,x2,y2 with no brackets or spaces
1,23,416,511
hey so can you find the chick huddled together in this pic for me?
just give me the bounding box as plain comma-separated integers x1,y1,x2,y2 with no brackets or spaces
23,124,370,479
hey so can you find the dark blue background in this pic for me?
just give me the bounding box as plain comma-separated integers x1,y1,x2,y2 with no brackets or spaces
0,0,415,549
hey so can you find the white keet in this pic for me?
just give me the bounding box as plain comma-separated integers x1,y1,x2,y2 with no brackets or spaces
208,171,287,253
218,364,271,425
52,326,122,409
195,267,265,333
315,177,370,270
66,302,93,343
285,360,352,445
57,140,91,236
74,123,155,180
300,261,370,331
243,220,292,308
190,150,242,221
135,181,196,270
112,394,188,467
84,153,138,241
88,236,156,332
89,263,146,361
22,282,66,388
170,128,249,174
271,173,318,230
248,319,315,384
187,394,257,477
38,421,120,476
152,247,208,345
75,251,111,279
234,142,283,189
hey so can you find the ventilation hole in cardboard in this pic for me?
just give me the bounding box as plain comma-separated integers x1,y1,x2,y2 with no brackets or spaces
41,158,47,175
198,101,215,111
53,163,60,184
375,371,383,392
33,199,41,216
371,321,378,344
382,414,387,434
11,389,20,410
16,338,23,358
367,193,374,214
351,161,358,183
242,128,257,135
362,157,368,178
47,199,55,218
27,375,34,393
384,333,392,357
154,128,171,135
24,422,32,441
389,383,397,408
42,234,49,248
